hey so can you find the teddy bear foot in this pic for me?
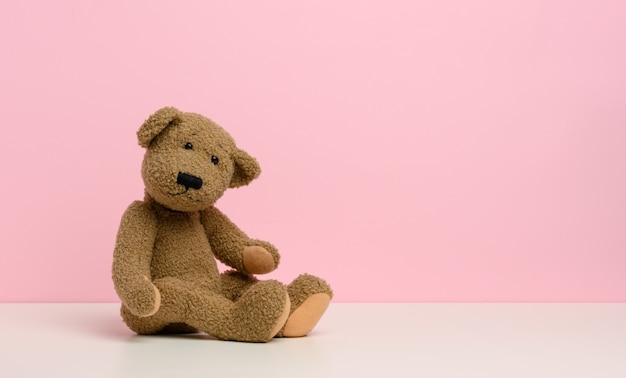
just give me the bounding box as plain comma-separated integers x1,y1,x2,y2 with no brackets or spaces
276,274,333,338
282,292,331,337
225,280,290,342
270,295,291,338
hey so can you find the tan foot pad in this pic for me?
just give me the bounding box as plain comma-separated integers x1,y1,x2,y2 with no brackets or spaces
282,293,331,337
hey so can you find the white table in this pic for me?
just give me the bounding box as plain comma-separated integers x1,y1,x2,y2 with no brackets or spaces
1,303,625,377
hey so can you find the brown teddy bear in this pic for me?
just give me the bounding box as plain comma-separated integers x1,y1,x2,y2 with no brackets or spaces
112,107,333,342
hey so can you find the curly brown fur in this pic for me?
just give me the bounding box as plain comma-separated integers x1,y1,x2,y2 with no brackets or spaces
112,107,333,342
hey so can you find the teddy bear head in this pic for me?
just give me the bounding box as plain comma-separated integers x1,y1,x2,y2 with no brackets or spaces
137,107,260,212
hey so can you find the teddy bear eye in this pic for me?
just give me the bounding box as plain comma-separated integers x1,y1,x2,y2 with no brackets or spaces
184,142,193,150
211,156,219,165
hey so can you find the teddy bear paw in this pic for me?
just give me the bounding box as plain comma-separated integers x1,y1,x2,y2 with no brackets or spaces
123,275,162,318
242,246,276,274
281,293,331,337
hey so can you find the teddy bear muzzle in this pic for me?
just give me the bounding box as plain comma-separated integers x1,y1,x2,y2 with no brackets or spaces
176,172,203,190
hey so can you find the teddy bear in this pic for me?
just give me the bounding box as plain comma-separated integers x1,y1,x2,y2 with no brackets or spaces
112,107,333,342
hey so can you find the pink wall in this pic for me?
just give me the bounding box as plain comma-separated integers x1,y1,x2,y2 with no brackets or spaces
1,0,625,302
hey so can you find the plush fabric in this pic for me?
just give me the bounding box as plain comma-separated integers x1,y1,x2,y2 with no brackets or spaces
112,107,333,342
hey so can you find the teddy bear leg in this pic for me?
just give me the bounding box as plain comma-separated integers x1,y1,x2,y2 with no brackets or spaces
219,270,258,301
120,277,231,336
217,279,290,342
151,276,289,342
275,274,333,338
219,270,297,341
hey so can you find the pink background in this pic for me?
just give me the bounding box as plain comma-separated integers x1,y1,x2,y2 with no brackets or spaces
1,1,625,302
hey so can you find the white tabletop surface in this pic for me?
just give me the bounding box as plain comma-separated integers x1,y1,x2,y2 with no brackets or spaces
1,303,625,377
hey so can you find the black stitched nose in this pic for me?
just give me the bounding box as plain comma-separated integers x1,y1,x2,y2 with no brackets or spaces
177,172,203,190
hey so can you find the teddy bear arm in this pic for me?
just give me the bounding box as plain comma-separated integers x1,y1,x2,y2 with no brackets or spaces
112,201,160,317
200,206,280,274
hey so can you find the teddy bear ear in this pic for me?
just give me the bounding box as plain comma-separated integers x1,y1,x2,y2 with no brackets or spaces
137,107,183,148
230,148,261,188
